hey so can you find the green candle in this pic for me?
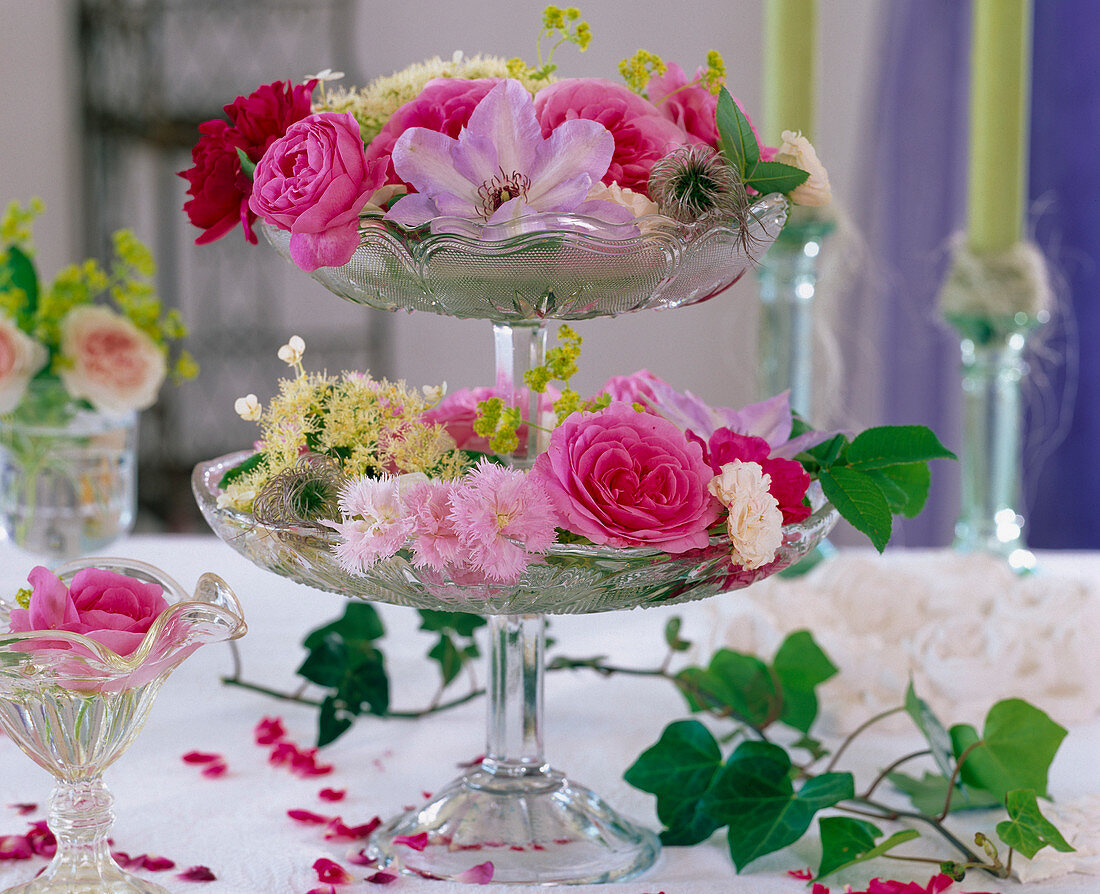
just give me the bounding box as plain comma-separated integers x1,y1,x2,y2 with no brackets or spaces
763,0,817,145
967,0,1034,254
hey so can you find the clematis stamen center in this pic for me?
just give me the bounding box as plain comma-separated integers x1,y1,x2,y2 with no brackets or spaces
478,168,531,219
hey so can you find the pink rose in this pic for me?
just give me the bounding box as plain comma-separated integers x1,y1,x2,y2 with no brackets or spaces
422,385,559,453
0,316,48,413
534,78,690,195
598,368,669,413
8,565,169,657
58,305,166,413
364,78,499,188
647,62,720,148
530,401,720,553
249,112,387,271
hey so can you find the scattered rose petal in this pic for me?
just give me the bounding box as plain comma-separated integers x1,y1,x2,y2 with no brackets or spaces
393,832,428,851
112,851,132,867
255,716,287,745
420,791,432,799
789,868,814,880
178,865,217,882
137,854,176,871
182,751,223,764
457,754,484,768
7,804,36,815
366,870,398,885
313,857,353,884
455,860,494,884
307,887,337,894
325,816,381,841
201,761,229,778
319,788,346,802
25,821,55,857
346,848,377,867
0,835,32,860
288,809,331,825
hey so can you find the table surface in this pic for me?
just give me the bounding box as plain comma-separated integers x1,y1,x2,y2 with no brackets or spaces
0,536,1097,894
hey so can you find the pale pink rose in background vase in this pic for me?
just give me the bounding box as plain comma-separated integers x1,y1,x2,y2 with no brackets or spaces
58,305,166,413
708,460,784,570
8,565,170,657
530,401,719,553
774,130,832,206
534,78,690,195
249,112,387,271
0,316,48,413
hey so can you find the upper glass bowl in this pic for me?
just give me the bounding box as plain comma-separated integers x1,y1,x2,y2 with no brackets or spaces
262,194,788,323
193,451,836,616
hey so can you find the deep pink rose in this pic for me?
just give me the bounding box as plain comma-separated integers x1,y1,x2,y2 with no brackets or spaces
180,79,316,245
365,78,499,188
693,429,812,524
422,385,560,453
8,565,169,657
534,78,690,195
530,401,720,552
647,63,720,148
249,112,387,271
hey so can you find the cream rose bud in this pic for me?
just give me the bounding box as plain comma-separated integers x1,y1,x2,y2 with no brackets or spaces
775,130,832,207
584,182,660,218
58,306,167,413
0,316,48,413
708,460,785,570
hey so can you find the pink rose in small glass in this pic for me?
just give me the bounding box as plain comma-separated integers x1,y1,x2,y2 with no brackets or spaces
58,305,167,413
530,401,720,552
422,385,559,453
249,112,388,272
365,78,499,188
8,565,169,657
535,78,690,195
0,315,48,413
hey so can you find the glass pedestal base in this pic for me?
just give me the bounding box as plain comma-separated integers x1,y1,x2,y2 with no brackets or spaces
369,765,660,885
2,862,170,894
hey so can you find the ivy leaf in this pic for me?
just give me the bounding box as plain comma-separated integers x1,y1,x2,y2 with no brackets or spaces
816,817,921,880
772,630,837,733
427,634,463,687
715,86,759,176
664,616,692,653
887,771,1001,815
996,789,1075,859
624,720,723,845
949,699,1067,800
318,695,355,747
417,609,486,637
304,603,385,647
871,463,932,518
217,452,265,489
745,160,810,196
904,682,954,779
675,650,777,727
845,425,956,470
701,741,854,871
817,466,893,552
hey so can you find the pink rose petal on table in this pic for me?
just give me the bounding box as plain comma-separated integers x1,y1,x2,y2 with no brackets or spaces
455,860,495,884
307,887,337,894
319,788,346,802
201,761,229,778
182,751,222,764
393,832,428,851
177,865,217,882
788,868,814,880
0,835,32,860
254,716,287,745
324,816,381,841
366,870,399,885
136,854,176,871
312,857,352,884
7,804,36,816
25,821,54,857
112,851,132,867
288,809,331,825
346,848,376,867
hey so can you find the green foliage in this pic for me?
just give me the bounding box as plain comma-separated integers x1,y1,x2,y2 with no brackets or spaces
418,610,486,688
904,681,954,779
663,616,692,653
772,631,838,732
715,88,808,197
816,818,921,880
218,452,266,489
996,790,1074,859
888,771,1000,815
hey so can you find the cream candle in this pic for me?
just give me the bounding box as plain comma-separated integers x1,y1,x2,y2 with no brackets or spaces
763,0,817,144
967,0,1034,254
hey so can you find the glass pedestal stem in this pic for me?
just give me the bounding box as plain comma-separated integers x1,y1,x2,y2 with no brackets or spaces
493,321,548,469
483,614,548,781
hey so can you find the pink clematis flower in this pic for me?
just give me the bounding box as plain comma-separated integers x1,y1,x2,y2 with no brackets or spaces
386,79,631,232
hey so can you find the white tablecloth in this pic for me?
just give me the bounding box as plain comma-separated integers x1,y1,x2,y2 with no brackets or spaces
0,537,1097,894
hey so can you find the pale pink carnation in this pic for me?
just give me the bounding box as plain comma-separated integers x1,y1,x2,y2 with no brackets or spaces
0,315,48,413
708,460,784,570
328,475,414,573
58,305,167,413
404,478,464,571
534,78,690,195
449,460,557,583
774,130,832,206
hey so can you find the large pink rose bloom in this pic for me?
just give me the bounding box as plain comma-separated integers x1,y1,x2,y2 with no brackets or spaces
365,78,499,188
8,565,170,657
535,78,690,195
59,305,167,413
530,401,720,553
647,63,720,148
249,112,387,271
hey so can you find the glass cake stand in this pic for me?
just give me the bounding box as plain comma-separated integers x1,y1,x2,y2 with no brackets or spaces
195,195,837,884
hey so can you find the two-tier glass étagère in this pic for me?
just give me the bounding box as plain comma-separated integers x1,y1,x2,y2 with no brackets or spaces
193,195,839,885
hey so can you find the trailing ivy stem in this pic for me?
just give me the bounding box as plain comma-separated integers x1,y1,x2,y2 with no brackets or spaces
939,740,982,820
824,705,906,772
846,798,986,867
860,748,932,799
222,676,324,708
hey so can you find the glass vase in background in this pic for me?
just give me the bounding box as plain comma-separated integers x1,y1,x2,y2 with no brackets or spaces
0,558,246,894
0,380,137,561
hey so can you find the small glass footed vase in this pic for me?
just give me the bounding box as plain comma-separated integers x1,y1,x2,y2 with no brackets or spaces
0,558,246,894
0,381,137,562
